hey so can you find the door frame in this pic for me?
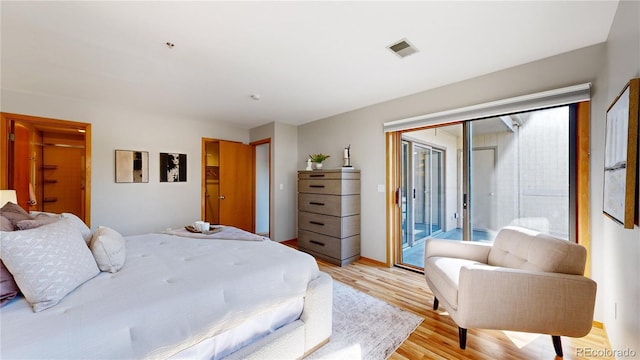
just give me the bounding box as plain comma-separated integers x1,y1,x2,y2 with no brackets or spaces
201,137,271,234
0,112,92,225
251,138,271,237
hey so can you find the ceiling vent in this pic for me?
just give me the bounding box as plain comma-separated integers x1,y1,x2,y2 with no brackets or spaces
387,38,419,58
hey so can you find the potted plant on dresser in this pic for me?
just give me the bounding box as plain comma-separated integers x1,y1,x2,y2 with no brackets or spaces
309,153,330,170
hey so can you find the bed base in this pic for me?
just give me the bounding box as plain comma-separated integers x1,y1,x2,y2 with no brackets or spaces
225,271,333,359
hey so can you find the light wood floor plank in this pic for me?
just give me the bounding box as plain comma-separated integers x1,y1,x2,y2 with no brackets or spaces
307,254,612,360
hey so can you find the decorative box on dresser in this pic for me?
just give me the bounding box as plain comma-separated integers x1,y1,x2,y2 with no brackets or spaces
297,169,360,267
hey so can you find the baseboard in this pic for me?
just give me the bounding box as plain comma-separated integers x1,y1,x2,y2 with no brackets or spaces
358,256,388,267
280,238,298,247
592,320,605,329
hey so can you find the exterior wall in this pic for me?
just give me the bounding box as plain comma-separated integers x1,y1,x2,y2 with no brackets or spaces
472,107,570,238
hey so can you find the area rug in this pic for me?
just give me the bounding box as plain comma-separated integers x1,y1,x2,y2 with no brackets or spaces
308,281,423,360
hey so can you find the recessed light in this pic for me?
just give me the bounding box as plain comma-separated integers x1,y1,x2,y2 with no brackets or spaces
250,94,261,101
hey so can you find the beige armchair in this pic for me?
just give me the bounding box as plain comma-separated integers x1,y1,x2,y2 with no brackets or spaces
424,226,597,357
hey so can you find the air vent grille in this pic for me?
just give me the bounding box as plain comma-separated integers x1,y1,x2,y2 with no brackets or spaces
387,38,418,58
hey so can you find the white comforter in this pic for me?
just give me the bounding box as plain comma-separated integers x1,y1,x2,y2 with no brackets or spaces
1,232,320,359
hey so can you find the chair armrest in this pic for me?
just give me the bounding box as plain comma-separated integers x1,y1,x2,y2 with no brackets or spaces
424,238,491,263
456,265,597,337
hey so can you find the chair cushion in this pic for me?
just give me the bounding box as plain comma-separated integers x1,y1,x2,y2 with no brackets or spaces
487,226,586,275
425,256,483,310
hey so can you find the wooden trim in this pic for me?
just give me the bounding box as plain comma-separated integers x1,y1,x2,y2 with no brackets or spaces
576,101,591,277
201,138,208,222
358,256,387,267
385,132,401,268
0,114,8,189
0,112,91,225
592,321,605,329
84,124,92,227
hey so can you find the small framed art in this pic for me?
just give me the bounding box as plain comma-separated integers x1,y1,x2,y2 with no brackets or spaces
115,150,149,183
160,153,187,182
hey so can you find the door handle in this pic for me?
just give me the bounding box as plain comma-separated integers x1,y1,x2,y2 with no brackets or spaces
219,195,225,200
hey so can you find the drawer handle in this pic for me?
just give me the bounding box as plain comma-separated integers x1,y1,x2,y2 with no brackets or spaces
309,174,326,178
310,240,325,246
309,201,325,206
309,185,325,188
309,221,325,226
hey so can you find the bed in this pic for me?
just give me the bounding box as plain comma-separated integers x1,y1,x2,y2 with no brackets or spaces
0,207,332,360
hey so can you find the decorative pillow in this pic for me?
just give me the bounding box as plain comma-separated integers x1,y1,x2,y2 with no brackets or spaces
0,260,19,306
0,202,31,227
90,226,126,273
0,215,13,231
16,214,61,230
0,218,100,312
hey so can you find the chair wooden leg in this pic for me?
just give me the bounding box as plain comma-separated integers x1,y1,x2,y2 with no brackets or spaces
459,327,467,349
552,335,563,357
433,297,439,310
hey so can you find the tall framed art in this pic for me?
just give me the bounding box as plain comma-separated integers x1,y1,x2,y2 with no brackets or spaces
603,78,639,228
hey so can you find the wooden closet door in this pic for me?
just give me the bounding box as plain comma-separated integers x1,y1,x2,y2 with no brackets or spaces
219,141,253,232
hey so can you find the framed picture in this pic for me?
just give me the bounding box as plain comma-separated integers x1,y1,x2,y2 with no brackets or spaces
160,153,187,182
603,78,639,228
115,150,149,183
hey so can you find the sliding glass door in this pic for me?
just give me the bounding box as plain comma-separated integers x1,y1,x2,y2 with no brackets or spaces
469,107,571,241
399,134,447,268
395,106,574,270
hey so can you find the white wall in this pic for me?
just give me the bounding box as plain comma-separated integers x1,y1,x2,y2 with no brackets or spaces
250,121,298,242
1,89,249,235
600,0,640,355
272,122,299,242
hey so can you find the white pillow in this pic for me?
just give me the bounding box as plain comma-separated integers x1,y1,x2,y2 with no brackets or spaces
90,226,126,273
60,213,92,244
0,218,100,312
28,211,92,245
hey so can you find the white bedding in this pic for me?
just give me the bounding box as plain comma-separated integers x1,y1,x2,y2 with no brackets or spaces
1,232,320,359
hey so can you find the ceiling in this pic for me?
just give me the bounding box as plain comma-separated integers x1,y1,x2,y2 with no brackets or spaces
0,1,619,129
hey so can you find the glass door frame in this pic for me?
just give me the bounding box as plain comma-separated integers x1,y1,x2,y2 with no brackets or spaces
386,102,590,275
398,135,446,268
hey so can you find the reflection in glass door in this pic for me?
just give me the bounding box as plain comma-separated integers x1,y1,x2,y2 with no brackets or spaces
400,139,444,268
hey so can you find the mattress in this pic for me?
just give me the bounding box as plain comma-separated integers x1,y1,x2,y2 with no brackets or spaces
1,232,320,359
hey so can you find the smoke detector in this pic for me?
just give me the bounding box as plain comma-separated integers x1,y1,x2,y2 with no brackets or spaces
387,38,419,58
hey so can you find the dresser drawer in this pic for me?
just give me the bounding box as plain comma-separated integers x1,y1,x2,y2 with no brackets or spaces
298,193,360,216
298,212,360,238
298,179,360,195
298,230,360,260
298,170,360,180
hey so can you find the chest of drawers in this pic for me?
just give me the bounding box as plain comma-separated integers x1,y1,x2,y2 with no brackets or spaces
297,169,360,266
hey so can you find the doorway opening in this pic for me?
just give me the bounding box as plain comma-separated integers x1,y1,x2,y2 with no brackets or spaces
201,138,270,235
1,113,91,225
253,140,271,237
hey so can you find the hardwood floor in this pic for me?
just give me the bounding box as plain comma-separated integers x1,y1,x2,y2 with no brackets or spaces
313,256,612,360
